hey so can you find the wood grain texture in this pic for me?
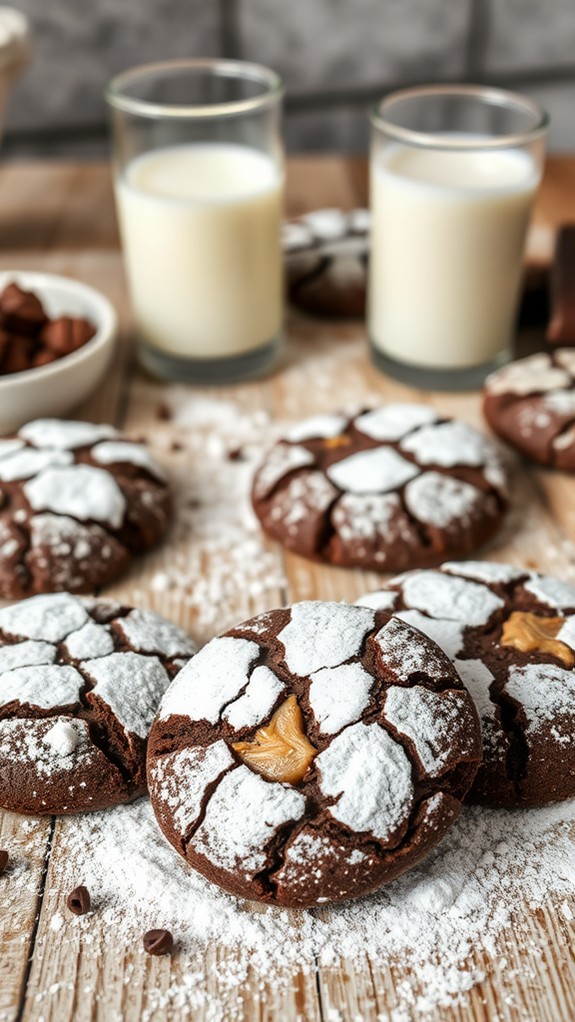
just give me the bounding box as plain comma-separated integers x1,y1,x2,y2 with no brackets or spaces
0,157,574,1022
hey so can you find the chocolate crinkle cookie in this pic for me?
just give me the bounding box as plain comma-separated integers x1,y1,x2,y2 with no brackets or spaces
283,208,370,317
483,349,575,470
357,561,575,808
148,601,481,908
0,592,196,814
251,404,508,573
0,418,171,598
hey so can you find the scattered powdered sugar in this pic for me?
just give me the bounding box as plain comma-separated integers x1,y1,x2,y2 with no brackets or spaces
277,601,375,675
316,722,413,841
400,571,503,626
0,592,88,642
37,793,575,1017
223,665,285,730
308,662,373,734
326,447,419,494
354,404,438,442
82,652,171,738
382,686,475,777
504,664,575,734
24,464,126,528
403,472,482,528
190,765,306,876
159,637,260,724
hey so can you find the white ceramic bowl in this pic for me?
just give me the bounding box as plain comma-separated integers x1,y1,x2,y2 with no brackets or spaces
0,271,117,434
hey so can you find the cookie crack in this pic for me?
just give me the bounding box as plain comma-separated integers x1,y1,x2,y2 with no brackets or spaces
181,761,239,851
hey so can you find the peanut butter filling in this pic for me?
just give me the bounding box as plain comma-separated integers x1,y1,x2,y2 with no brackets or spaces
500,611,575,666
323,435,351,449
232,695,317,784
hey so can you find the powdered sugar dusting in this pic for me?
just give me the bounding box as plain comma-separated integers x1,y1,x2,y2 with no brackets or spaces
115,608,197,659
404,472,483,528
505,664,575,735
190,766,305,876
91,440,167,481
159,637,260,724
82,652,171,738
0,639,56,674
354,404,438,442
316,722,413,841
24,464,126,528
308,662,373,734
400,571,503,626
383,686,475,776
400,421,496,468
523,574,575,610
0,664,83,709
223,665,285,730
19,419,117,449
0,592,88,642
0,447,73,482
277,601,375,675
150,741,234,837
285,414,347,442
327,447,419,494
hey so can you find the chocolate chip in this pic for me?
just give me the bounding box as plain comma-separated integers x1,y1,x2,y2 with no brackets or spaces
0,849,8,873
1,282,48,334
40,316,96,355
143,928,174,955
227,446,246,462
66,885,91,915
156,402,172,421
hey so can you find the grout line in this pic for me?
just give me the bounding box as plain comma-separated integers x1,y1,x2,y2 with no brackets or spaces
15,816,57,1022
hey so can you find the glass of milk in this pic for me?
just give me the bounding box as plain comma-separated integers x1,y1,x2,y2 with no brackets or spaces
368,86,548,390
106,59,284,383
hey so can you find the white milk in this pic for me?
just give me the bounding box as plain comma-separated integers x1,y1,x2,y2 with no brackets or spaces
116,143,283,359
369,142,539,369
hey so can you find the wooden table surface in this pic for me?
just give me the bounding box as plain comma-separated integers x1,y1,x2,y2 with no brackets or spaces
1,156,575,1022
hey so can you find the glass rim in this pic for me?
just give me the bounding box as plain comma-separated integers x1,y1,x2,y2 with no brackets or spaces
106,58,284,119
370,84,549,149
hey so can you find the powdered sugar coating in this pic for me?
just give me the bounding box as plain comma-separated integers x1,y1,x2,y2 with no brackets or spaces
354,590,398,612
383,686,474,776
404,472,484,528
316,722,413,841
485,354,571,396
253,443,314,501
453,659,497,722
115,609,197,659
0,447,72,482
277,601,375,675
223,665,285,730
0,664,83,709
63,621,114,660
523,575,575,611
92,441,167,482
271,472,338,534
395,609,465,660
373,616,450,681
401,421,495,468
0,592,88,642
0,439,24,460
327,447,419,494
308,663,373,734
0,715,95,779
159,637,260,724
44,719,81,755
401,571,503,626
24,464,127,529
19,419,118,450
301,208,348,241
82,652,171,738
505,664,575,733
0,640,56,674
285,414,347,443
191,766,306,875
443,561,526,585
331,492,401,541
355,404,438,442
150,741,234,837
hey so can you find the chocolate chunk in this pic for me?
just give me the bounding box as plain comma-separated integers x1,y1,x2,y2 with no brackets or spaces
0,849,8,873
40,316,96,355
0,283,48,335
1,336,36,375
67,885,91,915
143,928,174,955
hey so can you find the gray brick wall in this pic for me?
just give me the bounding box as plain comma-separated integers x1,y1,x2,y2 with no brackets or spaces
3,0,575,156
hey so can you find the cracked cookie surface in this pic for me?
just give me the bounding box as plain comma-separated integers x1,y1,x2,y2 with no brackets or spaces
483,349,575,469
0,418,171,598
358,562,575,807
283,208,370,318
0,592,197,814
251,404,508,573
147,600,481,908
